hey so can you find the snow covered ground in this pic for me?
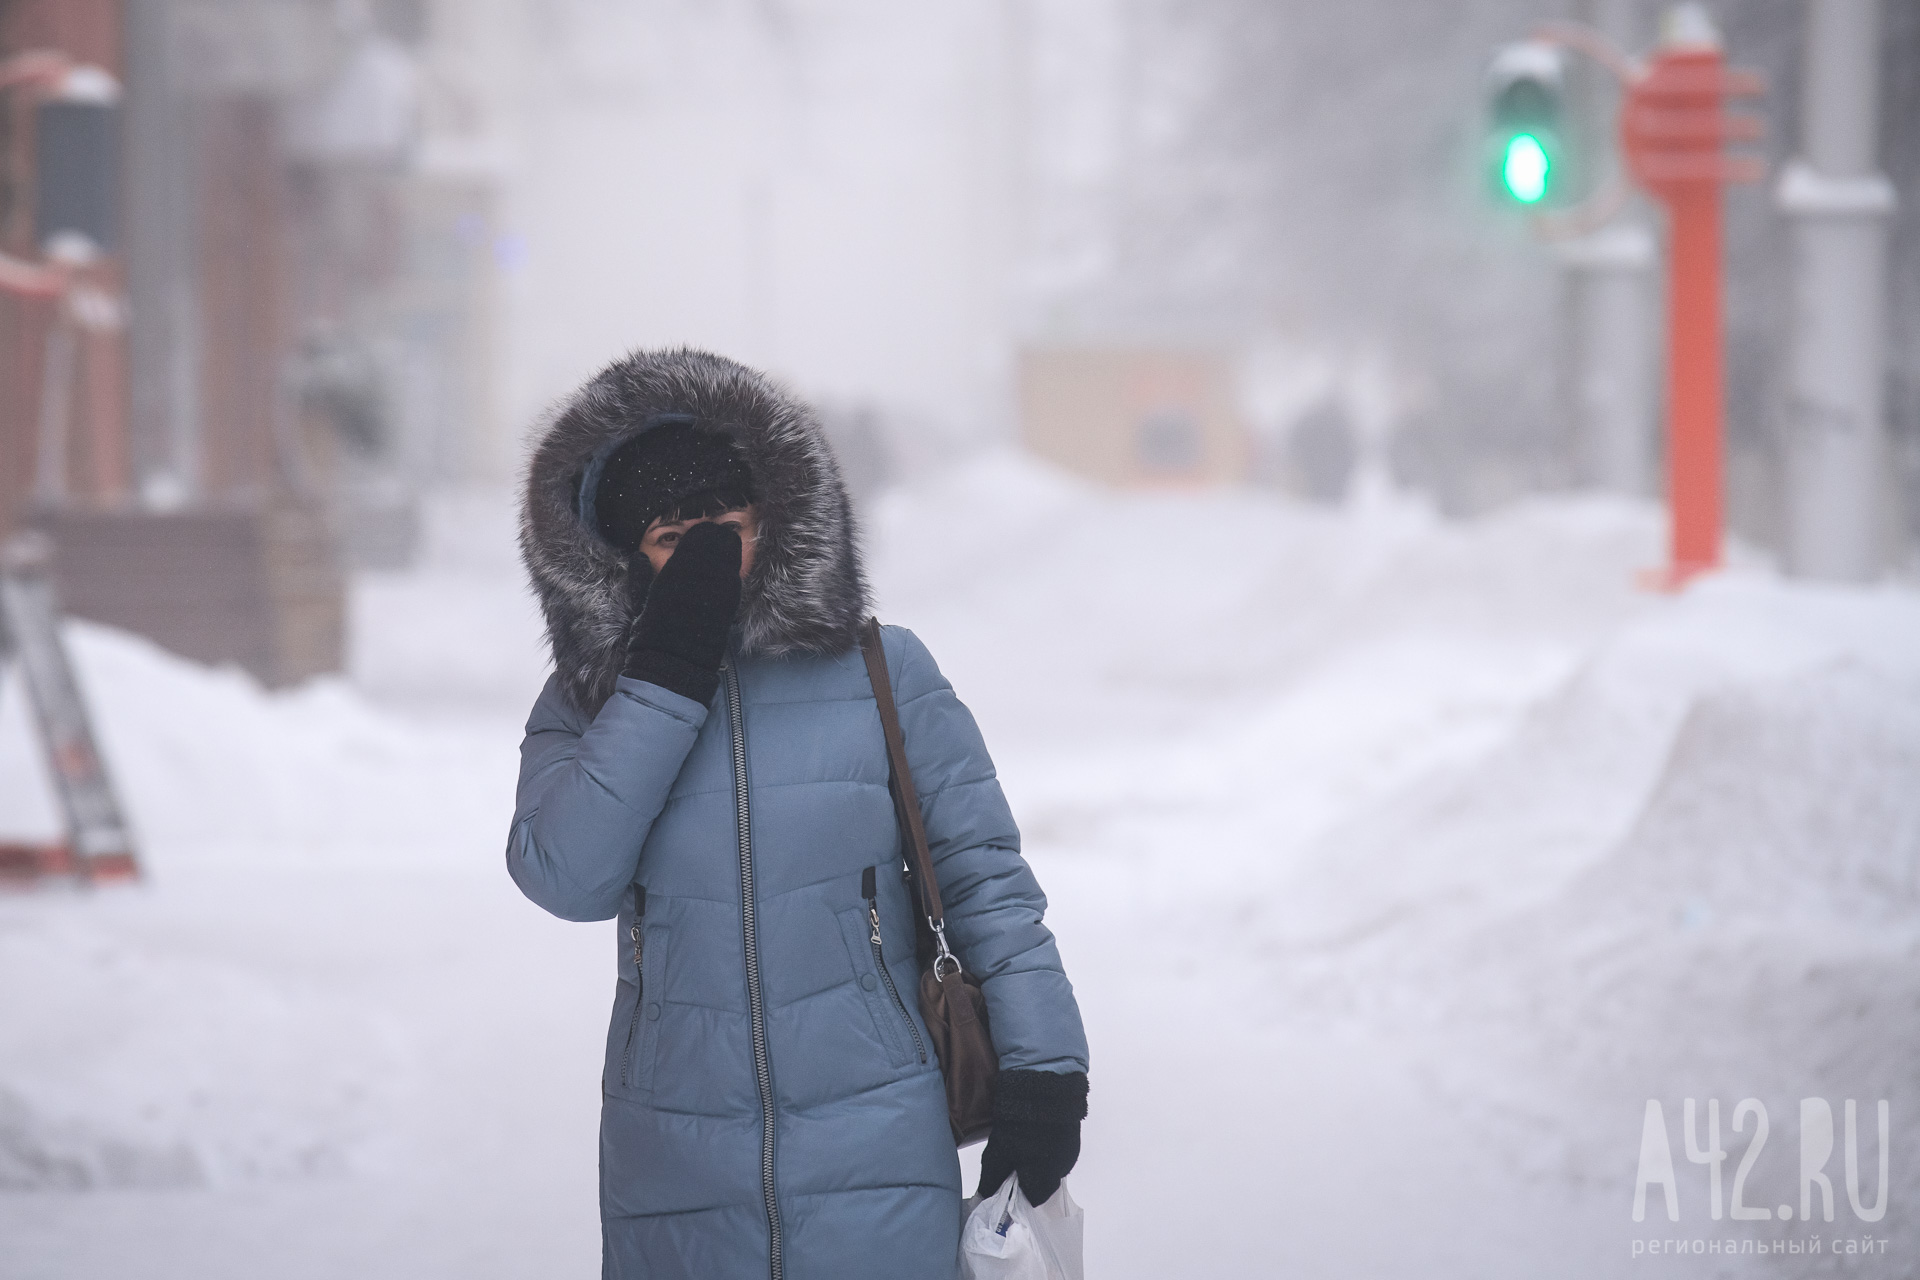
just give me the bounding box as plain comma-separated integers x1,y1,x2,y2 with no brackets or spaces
3,454,1915,1278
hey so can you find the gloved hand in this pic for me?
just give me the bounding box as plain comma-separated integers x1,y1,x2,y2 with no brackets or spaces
977,1069,1088,1207
621,521,742,703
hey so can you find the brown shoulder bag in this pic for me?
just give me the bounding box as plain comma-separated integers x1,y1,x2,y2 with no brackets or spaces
859,617,997,1147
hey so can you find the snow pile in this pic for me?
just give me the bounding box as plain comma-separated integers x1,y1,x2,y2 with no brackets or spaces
0,627,485,1192
0,628,516,872
2,452,1917,1276
0,906,399,1191
1439,647,1920,1221
0,495,542,1199
1262,578,1920,967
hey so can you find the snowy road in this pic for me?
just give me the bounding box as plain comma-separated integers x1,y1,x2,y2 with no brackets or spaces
4,457,1915,1277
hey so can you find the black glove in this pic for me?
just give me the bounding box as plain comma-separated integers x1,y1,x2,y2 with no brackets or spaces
621,521,742,703
977,1069,1088,1206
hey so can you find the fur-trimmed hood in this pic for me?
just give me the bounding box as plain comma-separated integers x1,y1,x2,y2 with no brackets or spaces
520,348,869,715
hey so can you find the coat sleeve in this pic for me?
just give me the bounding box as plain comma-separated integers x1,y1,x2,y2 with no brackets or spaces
886,626,1090,1077
505,672,711,922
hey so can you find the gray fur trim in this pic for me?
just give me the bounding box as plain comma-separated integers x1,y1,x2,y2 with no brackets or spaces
519,347,870,715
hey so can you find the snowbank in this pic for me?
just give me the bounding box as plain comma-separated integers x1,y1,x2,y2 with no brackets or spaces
1,626,517,870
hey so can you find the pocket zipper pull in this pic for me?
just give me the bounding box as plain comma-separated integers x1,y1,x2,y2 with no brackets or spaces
861,866,881,943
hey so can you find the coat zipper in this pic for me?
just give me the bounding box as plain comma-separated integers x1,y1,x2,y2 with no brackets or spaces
727,662,784,1280
862,866,927,1064
620,886,646,1088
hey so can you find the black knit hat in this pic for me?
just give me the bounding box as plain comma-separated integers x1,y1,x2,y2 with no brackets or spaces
583,418,757,553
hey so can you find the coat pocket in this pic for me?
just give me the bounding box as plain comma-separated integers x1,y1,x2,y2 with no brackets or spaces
619,924,669,1094
836,905,922,1070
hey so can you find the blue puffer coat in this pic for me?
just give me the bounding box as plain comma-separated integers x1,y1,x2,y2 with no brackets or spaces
507,349,1088,1280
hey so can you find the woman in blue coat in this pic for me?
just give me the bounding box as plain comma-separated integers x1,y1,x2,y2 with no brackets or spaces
507,348,1090,1279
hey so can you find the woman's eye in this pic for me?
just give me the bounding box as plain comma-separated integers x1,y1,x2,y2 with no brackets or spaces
659,532,679,546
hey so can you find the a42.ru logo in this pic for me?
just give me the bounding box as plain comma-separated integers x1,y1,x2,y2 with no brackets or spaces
1633,1098,1889,1223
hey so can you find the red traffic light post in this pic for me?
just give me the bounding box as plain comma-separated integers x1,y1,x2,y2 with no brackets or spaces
1528,17,1764,590
1619,39,1764,589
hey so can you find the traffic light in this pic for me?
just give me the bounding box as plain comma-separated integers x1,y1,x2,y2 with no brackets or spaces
1486,41,1565,206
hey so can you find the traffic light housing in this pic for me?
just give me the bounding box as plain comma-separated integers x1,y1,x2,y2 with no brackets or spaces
1485,41,1565,206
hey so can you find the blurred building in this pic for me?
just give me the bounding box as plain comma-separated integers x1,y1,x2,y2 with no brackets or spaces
0,0,506,685
1018,345,1247,487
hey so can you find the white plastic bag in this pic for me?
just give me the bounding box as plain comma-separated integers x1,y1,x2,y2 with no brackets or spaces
959,1177,1084,1280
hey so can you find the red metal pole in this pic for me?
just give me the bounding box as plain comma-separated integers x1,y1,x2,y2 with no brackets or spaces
1664,181,1723,578
1619,42,1763,590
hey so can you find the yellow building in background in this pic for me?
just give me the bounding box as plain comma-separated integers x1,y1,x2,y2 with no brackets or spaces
1018,346,1249,488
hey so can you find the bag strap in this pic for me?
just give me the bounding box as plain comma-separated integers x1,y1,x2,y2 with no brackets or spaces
859,617,963,979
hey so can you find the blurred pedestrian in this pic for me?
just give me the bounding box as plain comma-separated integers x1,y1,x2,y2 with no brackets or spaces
508,348,1089,1279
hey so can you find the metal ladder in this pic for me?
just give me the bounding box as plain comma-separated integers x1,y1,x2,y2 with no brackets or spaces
0,531,138,884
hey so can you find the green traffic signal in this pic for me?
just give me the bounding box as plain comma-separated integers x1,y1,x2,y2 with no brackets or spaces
1502,133,1551,204
1486,40,1563,209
